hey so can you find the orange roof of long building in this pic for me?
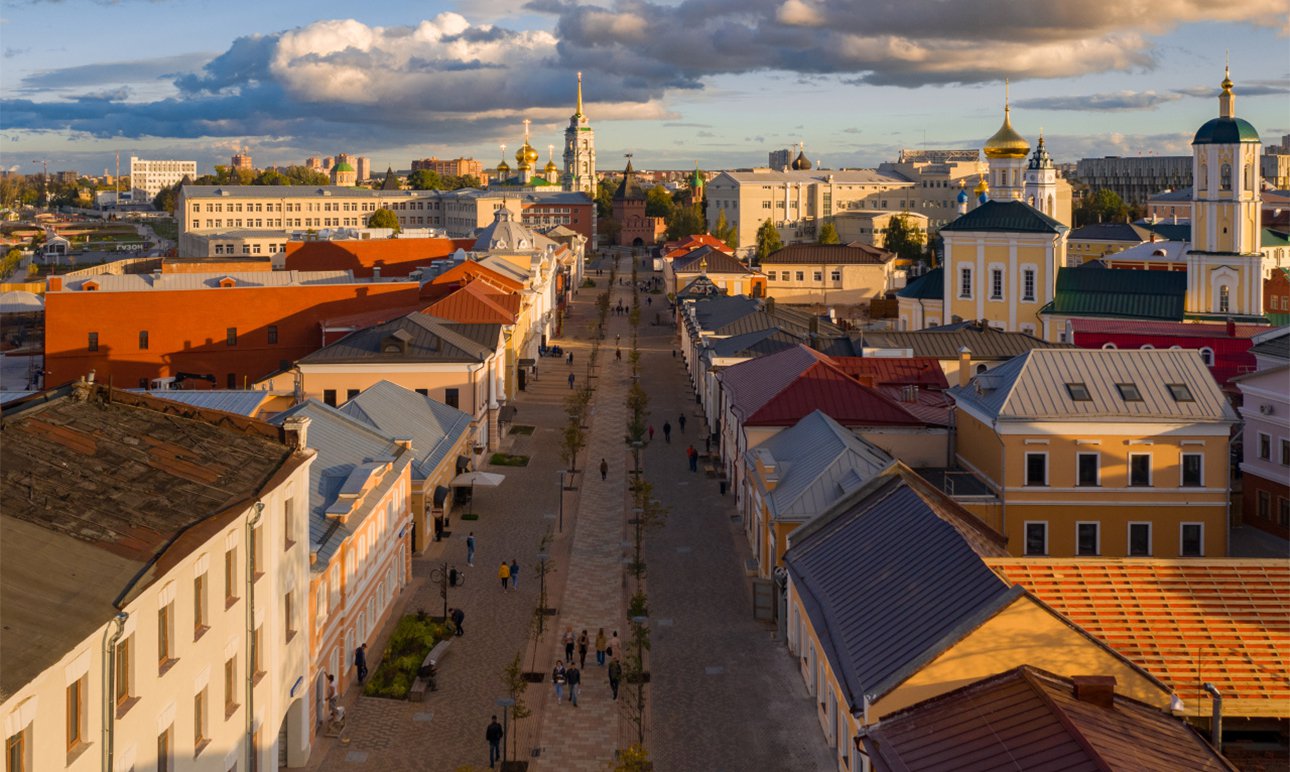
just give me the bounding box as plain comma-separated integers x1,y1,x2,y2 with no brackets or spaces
423,280,519,324
428,261,525,293
988,559,1290,718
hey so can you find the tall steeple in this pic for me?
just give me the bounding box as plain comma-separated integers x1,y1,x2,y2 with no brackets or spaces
983,79,1029,201
562,71,597,195
1024,130,1056,216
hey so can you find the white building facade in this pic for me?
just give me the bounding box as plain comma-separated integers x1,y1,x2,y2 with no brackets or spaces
130,157,198,199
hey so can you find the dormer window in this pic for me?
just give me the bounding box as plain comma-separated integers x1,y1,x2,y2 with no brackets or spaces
380,329,412,355
1065,383,1091,401
218,277,237,288
1116,383,1142,402
83,280,99,291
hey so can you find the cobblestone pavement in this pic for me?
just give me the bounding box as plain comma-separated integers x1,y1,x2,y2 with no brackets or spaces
634,282,836,772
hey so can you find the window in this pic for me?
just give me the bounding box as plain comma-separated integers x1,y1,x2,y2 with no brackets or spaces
1024,453,1048,486
1076,522,1100,556
990,268,1003,300
1024,522,1047,556
1128,523,1152,556
1167,383,1194,402
1257,432,1271,460
226,327,237,346
1180,523,1204,557
192,575,207,640
253,625,265,680
267,325,278,345
767,271,776,281
1218,286,1230,314
1280,497,1289,528
1220,163,1232,191
284,590,297,643
114,636,132,707
1077,453,1099,486
1101,343,1117,350
444,388,459,409
1065,383,1091,401
158,602,175,666
1199,347,1214,367
415,388,428,396
224,547,238,606
323,390,337,407
284,498,296,550
1116,383,1142,402
7,728,27,772
959,267,972,298
194,689,208,751
1022,268,1036,301
795,271,805,281
157,725,173,772
88,332,99,352
830,270,841,282
224,656,239,716
1281,439,1290,467
1129,453,1152,487
1257,490,1270,520
1181,453,1203,486
66,675,87,751
139,330,149,350
346,389,359,402
813,271,823,282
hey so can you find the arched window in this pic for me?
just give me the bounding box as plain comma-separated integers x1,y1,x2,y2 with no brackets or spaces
1220,163,1232,191
1140,344,1155,350
1102,343,1118,350
1199,347,1215,367
1219,284,1230,313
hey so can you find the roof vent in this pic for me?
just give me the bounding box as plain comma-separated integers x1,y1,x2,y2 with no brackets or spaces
1071,675,1116,709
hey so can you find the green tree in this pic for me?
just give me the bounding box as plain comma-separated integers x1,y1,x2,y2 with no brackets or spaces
594,183,615,220
713,209,738,250
252,169,289,186
1075,188,1130,226
882,214,926,264
367,208,401,232
645,185,674,219
281,166,331,186
152,184,179,214
818,221,840,244
664,206,704,241
408,169,444,190
754,218,782,265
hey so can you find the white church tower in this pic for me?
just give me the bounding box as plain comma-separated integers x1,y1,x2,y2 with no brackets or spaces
983,82,1029,202
1186,66,1264,319
1024,133,1057,218
562,72,597,196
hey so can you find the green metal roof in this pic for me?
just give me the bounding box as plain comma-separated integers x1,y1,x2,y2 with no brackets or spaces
1044,266,1186,321
941,200,1066,235
333,162,355,172
1192,117,1260,145
1263,228,1290,248
896,268,942,300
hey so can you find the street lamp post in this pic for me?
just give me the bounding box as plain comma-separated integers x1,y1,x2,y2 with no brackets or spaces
495,697,516,764
536,551,550,636
630,615,649,746
428,561,450,620
557,470,565,533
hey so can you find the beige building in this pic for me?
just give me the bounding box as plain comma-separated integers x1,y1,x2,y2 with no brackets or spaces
761,242,898,306
130,156,197,199
1,383,316,771
831,209,929,249
411,157,484,179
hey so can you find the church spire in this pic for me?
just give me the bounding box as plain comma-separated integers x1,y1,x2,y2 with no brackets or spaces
575,71,584,118
1219,56,1235,118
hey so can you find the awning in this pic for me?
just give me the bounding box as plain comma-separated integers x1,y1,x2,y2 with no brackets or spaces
451,471,506,487
456,455,471,473
433,485,450,506
499,405,518,423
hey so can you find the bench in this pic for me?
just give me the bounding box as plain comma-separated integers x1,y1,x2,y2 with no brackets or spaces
409,638,453,702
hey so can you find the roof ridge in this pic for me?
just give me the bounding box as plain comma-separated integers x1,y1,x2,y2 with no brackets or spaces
1022,667,1117,772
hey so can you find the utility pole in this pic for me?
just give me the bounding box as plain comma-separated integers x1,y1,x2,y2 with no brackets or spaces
31,160,48,209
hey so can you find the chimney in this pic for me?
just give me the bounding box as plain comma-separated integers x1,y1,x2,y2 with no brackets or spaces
48,276,63,292
283,415,311,450
1203,683,1223,753
372,265,382,279
1071,675,1116,709
394,437,413,451
958,347,973,388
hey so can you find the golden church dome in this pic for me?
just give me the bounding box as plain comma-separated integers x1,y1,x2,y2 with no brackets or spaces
983,105,1030,160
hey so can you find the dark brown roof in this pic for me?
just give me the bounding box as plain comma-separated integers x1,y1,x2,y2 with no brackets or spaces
762,242,895,265
299,312,501,364
672,246,759,275
1,383,305,699
863,666,1236,772
857,321,1068,360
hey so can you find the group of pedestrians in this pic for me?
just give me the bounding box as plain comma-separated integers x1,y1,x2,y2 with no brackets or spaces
551,627,625,709
498,559,521,590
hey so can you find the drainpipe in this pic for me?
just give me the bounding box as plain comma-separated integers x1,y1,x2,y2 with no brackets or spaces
1202,683,1223,753
101,611,129,772
246,500,265,772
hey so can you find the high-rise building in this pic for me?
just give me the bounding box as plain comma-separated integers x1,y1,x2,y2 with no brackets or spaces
562,72,596,196
129,156,197,198
305,156,323,171
1074,156,1192,204
356,156,371,182
768,148,792,170
231,152,253,171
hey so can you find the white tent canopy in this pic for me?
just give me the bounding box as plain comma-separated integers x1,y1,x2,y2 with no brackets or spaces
0,291,43,314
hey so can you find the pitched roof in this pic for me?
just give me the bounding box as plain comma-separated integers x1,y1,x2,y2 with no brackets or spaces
857,323,1065,360
298,312,500,365
1249,327,1290,361
423,280,519,324
685,294,763,333
337,380,473,480
950,348,1237,423
425,260,525,293
672,247,759,275
61,270,357,292
989,560,1290,719
863,665,1236,772
1046,266,1187,321
663,233,734,257
785,468,1012,709
746,410,893,523
1067,222,1151,243
719,344,830,419
1,384,301,699
1068,318,1268,339
762,243,896,265
676,275,727,299
941,200,1066,234
745,361,928,427
269,400,410,567
1137,220,1193,242
125,389,274,416
707,327,802,358
895,268,942,299
830,357,949,388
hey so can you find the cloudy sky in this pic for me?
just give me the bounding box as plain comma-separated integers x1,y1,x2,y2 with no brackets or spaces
1,0,1287,176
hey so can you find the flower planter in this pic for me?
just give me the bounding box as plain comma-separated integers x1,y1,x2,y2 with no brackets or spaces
521,672,546,683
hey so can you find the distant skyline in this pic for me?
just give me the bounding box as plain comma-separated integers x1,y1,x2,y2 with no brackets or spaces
1,1,1287,176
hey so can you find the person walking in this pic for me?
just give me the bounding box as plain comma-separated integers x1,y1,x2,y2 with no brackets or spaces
687,445,699,473
509,559,520,591
354,643,368,684
567,662,582,707
466,532,476,567
325,674,338,720
595,628,607,666
451,607,465,636
615,348,622,362
607,630,621,660
647,424,655,442
434,514,444,542
608,657,622,700
599,458,609,481
678,413,687,433
567,351,574,366
662,421,671,443
568,372,575,390
577,629,590,669
486,715,504,768
562,627,575,662
552,660,567,703
498,560,510,591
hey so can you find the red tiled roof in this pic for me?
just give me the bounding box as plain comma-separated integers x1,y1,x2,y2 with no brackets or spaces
831,356,948,388
989,560,1290,718
745,360,926,427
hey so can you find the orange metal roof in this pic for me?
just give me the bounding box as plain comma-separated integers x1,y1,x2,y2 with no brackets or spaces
989,559,1290,718
427,261,524,293
424,281,519,324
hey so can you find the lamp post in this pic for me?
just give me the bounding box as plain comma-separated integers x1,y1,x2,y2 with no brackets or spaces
536,551,550,636
557,470,565,533
428,562,450,620
630,615,649,746
495,697,516,764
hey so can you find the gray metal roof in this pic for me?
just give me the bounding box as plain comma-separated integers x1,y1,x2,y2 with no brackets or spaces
298,312,500,365
857,324,1065,360
950,348,1238,423
746,410,892,523
0,391,35,406
687,295,762,332
785,473,1016,710
338,380,473,480
708,327,803,358
124,389,272,416
61,270,358,292
1250,328,1290,362
269,400,410,568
